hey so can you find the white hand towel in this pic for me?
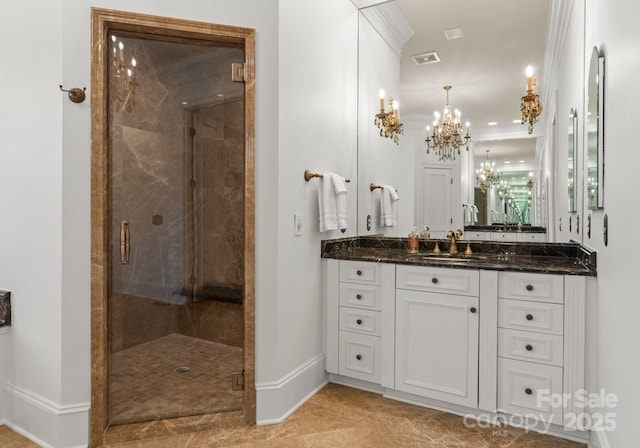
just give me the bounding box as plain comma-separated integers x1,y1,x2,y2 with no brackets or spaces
471,204,479,223
318,173,348,232
380,185,399,227
463,204,471,223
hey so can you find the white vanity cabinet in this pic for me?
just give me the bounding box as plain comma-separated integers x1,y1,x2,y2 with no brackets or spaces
324,259,395,387
497,271,586,428
395,266,480,408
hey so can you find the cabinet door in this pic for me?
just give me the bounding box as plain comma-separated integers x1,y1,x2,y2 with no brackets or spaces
395,289,479,408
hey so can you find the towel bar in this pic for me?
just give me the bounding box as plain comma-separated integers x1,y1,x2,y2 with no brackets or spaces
304,170,350,183
370,183,397,192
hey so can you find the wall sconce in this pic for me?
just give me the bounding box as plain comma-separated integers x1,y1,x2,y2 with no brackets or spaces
520,66,543,134
374,89,403,144
527,172,534,190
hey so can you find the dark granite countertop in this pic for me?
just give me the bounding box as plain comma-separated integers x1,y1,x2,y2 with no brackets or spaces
464,225,547,233
321,236,596,276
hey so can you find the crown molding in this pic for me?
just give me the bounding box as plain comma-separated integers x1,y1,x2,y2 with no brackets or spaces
357,1,413,57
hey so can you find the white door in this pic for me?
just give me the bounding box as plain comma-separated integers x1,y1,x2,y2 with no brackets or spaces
395,289,479,408
420,167,453,236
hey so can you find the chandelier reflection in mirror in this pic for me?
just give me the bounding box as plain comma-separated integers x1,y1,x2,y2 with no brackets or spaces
476,150,501,193
374,89,403,144
520,66,543,134
425,86,471,161
111,35,138,111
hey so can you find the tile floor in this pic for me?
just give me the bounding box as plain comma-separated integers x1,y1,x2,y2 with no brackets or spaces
109,333,243,425
1,382,588,448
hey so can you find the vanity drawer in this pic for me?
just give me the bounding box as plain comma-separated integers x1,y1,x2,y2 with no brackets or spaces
340,261,381,285
519,232,547,242
498,328,563,366
499,272,563,304
339,331,380,383
498,358,562,425
339,307,380,336
396,265,479,297
491,232,518,242
467,231,489,240
499,299,563,335
339,283,381,310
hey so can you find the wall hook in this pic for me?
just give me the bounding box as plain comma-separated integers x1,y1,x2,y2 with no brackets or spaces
59,85,86,104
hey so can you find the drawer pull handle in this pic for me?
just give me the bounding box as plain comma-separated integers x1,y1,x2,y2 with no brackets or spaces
356,270,362,276
525,344,533,351
526,284,534,291
356,354,362,360
356,294,362,300
526,314,534,321
470,307,477,313
432,278,438,284
525,388,533,395
356,319,362,325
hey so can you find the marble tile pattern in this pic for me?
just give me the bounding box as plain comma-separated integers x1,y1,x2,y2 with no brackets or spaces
321,235,596,276
109,334,243,425
93,383,586,448
0,290,10,326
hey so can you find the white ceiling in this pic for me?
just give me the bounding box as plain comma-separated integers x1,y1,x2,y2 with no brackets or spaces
394,0,550,168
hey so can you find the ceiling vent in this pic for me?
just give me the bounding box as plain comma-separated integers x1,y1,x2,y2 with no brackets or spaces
412,51,441,66
444,27,464,40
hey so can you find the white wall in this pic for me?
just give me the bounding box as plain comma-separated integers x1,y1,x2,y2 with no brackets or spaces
357,13,414,237
545,0,640,446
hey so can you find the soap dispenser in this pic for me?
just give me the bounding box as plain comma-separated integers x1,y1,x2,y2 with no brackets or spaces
408,227,419,254
420,226,430,241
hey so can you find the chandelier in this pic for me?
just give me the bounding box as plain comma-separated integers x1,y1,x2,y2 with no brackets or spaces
497,180,509,200
374,89,403,144
476,150,501,193
425,86,470,161
520,66,543,134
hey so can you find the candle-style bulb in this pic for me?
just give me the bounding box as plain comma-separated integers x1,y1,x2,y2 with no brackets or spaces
526,65,534,78
379,89,385,99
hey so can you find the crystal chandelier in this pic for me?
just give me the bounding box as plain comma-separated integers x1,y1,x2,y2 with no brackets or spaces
476,150,501,193
520,66,543,134
425,86,471,161
111,35,138,111
374,89,403,144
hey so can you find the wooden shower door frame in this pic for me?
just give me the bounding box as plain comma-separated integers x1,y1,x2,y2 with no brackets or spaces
90,8,255,446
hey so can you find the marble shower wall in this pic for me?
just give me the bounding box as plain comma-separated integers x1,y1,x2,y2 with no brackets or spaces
108,35,245,351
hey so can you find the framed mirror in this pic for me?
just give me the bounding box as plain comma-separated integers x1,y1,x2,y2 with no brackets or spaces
587,46,605,209
568,108,577,212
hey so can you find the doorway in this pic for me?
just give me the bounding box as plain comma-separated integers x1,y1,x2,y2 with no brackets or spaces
91,8,255,445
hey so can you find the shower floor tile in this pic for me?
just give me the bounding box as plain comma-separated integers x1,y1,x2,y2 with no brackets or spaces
109,333,243,425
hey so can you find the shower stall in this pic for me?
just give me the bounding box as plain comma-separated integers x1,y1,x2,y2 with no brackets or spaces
102,29,248,426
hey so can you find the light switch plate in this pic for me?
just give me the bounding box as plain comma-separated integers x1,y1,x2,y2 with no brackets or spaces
294,213,303,236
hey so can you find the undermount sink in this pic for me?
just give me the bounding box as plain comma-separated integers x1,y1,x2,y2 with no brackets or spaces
419,252,488,262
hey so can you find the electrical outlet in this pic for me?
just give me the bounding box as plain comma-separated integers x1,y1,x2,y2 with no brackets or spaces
294,213,303,236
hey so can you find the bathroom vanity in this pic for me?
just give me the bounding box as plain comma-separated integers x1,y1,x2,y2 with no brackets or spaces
322,236,595,440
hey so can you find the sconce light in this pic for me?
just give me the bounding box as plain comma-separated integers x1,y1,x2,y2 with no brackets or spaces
374,89,403,144
527,172,534,190
111,35,138,111
520,66,543,134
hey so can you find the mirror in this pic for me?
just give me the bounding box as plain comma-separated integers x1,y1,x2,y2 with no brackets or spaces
587,46,604,209
568,108,577,212
471,139,538,226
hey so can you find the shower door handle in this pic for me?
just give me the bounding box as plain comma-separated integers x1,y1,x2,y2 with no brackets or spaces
120,220,130,265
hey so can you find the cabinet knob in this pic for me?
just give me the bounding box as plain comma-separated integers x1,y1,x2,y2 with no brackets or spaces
356,319,362,325
431,278,438,284
356,270,362,276
526,284,534,291
470,307,477,313
356,354,362,360
525,344,533,351
525,388,533,395
526,314,534,321
356,294,362,300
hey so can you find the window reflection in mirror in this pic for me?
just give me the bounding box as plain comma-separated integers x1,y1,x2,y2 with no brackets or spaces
568,108,577,212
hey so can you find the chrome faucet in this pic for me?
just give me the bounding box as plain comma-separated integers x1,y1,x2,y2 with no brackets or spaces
447,229,463,254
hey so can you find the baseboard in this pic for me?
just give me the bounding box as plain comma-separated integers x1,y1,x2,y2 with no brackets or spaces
255,353,328,425
5,383,89,448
